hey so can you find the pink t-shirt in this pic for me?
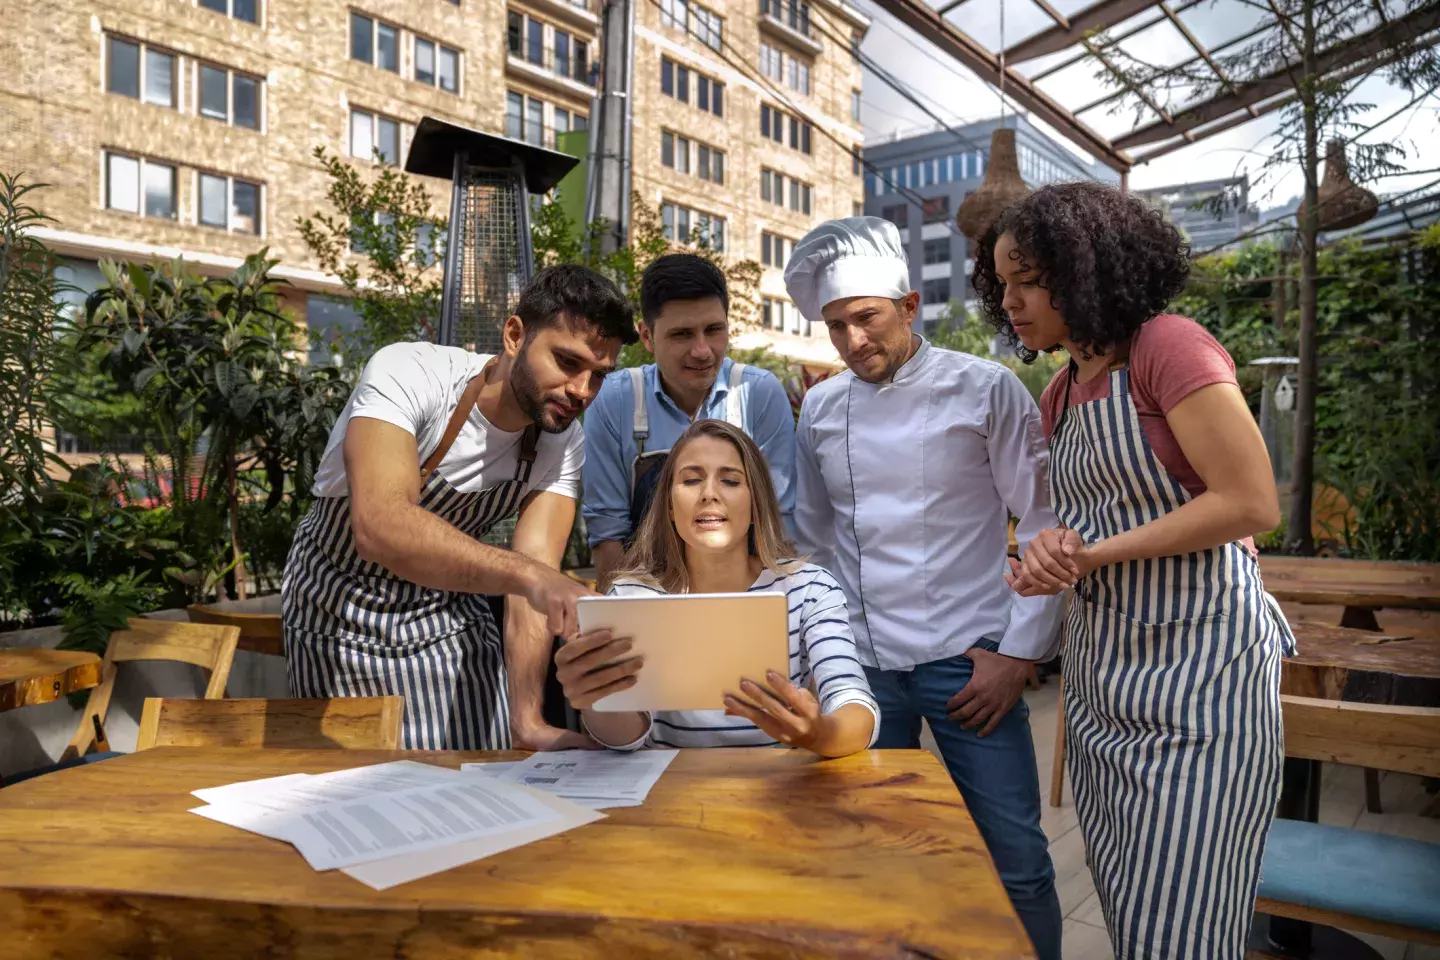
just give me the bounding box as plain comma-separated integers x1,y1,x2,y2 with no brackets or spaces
1039,314,1237,498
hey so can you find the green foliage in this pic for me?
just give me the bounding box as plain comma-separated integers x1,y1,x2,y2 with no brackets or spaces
295,146,446,367
1182,236,1440,561
929,299,1065,403
54,571,168,657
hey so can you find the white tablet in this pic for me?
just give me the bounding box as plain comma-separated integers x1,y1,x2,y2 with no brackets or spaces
574,592,790,712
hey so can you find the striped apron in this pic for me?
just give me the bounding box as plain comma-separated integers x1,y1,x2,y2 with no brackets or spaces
281,379,539,751
1052,366,1295,960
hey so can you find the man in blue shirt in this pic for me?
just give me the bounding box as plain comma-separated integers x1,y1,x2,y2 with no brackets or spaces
583,254,797,587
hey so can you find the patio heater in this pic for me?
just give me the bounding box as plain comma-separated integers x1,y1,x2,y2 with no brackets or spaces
405,117,580,353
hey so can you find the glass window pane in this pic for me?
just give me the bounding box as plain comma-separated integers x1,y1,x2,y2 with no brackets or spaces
143,162,175,219
526,99,542,146
439,48,458,92
415,38,435,84
200,0,227,11
676,137,689,174
144,49,174,107
351,14,372,63
232,181,260,234
573,114,587,131
106,154,140,213
200,65,228,120
554,108,570,135
508,13,522,55
233,75,259,129
107,38,139,98
677,66,688,102
661,203,674,239
377,23,398,72
199,173,228,227
376,116,399,164
527,19,543,64
554,32,569,76
713,83,723,117
661,58,673,96
697,76,709,112
350,110,373,160
506,92,523,139
661,131,673,167
232,0,258,22
575,41,588,83
714,152,723,185
677,207,690,239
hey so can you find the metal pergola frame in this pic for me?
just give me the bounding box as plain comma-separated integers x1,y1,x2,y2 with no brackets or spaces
862,0,1440,175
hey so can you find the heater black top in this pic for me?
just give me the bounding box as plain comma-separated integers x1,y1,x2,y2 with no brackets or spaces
404,116,581,195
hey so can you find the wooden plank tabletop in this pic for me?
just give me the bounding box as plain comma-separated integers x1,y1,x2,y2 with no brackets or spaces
0,747,1034,960
1283,624,1440,705
1260,556,1440,610
0,648,102,713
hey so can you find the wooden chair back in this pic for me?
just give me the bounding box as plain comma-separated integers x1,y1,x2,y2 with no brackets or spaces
62,619,240,761
187,603,284,657
1280,694,1440,779
135,696,404,751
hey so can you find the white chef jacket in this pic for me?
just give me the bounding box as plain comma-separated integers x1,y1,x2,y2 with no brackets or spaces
794,337,1065,670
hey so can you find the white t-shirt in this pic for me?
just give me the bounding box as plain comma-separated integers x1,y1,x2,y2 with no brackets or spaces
311,342,584,499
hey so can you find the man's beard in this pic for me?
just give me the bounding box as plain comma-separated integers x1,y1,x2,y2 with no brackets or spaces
510,347,575,434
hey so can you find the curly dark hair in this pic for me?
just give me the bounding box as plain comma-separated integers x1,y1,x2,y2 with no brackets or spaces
970,181,1190,362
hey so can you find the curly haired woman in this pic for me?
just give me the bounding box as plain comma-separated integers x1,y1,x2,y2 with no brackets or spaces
972,181,1296,960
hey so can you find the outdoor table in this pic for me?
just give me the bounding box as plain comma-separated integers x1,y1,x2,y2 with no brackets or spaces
1260,556,1440,630
0,746,1035,959
0,648,102,713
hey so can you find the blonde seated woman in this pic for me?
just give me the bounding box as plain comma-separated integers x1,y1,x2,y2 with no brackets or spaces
556,419,878,757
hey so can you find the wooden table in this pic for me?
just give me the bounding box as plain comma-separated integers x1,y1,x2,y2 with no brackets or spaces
1261,556,1440,630
0,747,1034,959
0,648,102,713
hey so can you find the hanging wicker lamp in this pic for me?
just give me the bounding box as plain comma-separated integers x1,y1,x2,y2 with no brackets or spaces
1297,140,1378,232
956,127,1031,243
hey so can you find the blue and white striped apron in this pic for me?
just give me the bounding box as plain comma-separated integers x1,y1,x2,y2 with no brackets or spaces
281,432,538,751
1052,366,1295,960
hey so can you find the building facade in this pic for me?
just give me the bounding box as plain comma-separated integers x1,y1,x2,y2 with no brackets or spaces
862,115,1117,330
0,0,868,375
1134,176,1260,253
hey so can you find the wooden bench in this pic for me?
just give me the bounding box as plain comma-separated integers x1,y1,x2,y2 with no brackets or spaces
1256,695,1440,946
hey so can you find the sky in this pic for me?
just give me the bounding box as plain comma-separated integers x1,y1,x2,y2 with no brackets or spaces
853,0,1440,212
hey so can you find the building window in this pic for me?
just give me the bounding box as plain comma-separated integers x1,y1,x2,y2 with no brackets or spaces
507,12,523,56
852,201,862,217
350,13,398,72
526,98,543,146
661,58,692,101
412,37,459,91
760,43,781,82
661,130,674,168
851,90,862,122
506,91,524,139
675,135,691,174
881,203,908,228
660,0,688,31
697,144,724,184
695,74,724,117
850,31,861,59
107,37,176,109
415,37,436,84
923,278,950,305
923,238,950,265
197,63,261,129
662,202,724,251
105,153,176,220
350,109,401,164
921,195,950,223
788,58,810,95
762,296,774,329
852,145,863,177
199,0,259,24
692,7,723,50
198,173,262,234
761,232,791,268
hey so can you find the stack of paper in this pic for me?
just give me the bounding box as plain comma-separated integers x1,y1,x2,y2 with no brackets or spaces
463,749,678,810
189,760,603,890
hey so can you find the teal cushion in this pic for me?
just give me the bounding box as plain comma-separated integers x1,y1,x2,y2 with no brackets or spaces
1260,818,1440,933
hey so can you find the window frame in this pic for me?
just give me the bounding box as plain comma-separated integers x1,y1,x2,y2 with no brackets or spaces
349,107,402,165
197,171,264,235
104,151,178,221
196,61,263,130
197,0,260,25
104,35,141,101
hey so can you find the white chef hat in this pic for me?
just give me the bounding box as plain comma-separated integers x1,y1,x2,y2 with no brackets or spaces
784,217,911,323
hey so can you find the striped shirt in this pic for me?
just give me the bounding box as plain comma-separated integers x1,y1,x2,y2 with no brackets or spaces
596,563,880,750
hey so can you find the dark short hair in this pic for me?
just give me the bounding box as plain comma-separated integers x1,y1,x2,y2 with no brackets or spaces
971,181,1190,362
516,264,638,345
639,253,729,326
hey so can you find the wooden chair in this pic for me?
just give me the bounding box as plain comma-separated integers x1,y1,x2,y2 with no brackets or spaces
187,603,284,657
61,618,240,762
1255,695,1440,946
136,696,404,750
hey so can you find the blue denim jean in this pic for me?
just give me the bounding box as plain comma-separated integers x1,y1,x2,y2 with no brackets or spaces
866,643,1061,960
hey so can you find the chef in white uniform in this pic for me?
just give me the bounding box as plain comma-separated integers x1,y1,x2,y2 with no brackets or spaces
785,218,1065,960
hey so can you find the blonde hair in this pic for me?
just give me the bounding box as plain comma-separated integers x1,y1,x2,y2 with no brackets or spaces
613,419,803,593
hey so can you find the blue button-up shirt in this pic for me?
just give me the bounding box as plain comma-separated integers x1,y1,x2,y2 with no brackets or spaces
583,358,798,546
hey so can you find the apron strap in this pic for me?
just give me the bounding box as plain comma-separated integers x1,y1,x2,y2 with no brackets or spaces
725,362,746,427
628,366,648,456
420,374,485,481
513,424,540,485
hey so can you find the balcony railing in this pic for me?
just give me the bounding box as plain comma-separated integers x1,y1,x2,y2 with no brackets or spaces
759,0,812,38
506,39,596,86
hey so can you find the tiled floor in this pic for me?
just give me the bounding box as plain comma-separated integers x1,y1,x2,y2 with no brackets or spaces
921,680,1440,960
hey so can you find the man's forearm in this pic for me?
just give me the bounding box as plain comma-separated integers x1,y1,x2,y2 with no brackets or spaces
505,597,553,735
592,539,625,591
354,500,539,596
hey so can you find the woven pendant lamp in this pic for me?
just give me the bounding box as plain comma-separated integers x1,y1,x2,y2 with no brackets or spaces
956,127,1031,243
1297,140,1378,232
